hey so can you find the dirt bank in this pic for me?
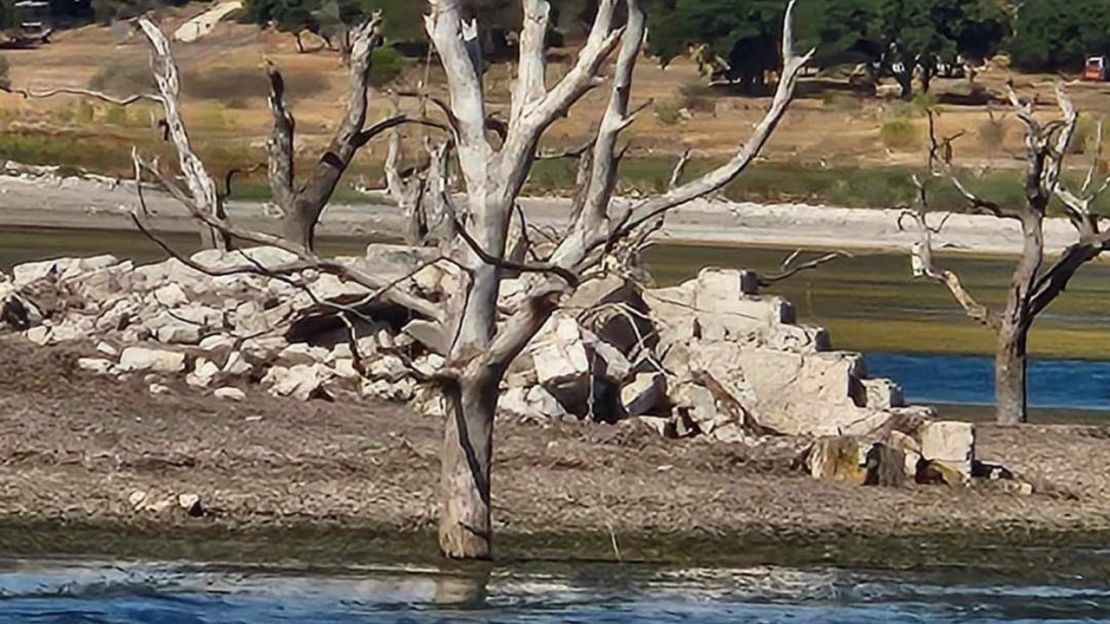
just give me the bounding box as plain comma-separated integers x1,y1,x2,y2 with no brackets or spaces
3,337,1110,565
0,172,1088,255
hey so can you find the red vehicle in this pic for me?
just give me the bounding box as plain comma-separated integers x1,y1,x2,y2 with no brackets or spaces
1084,56,1108,82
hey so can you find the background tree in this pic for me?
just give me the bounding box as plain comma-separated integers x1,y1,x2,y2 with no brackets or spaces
905,88,1109,425
1009,0,1110,73
874,0,1008,99
647,0,784,91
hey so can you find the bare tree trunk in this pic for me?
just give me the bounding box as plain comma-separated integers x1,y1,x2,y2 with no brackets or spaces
281,199,320,251
994,321,1029,425
896,67,914,100
438,373,498,559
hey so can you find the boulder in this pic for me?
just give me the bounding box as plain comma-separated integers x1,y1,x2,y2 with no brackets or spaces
863,378,905,409
119,347,187,374
263,364,334,401
499,386,569,421
186,358,220,388
620,372,666,416
152,284,189,308
214,387,246,401
528,314,630,419
673,382,718,433
78,357,114,375
806,436,868,485
919,421,975,477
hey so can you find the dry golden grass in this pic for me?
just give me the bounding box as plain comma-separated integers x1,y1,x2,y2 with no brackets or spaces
5,6,1110,181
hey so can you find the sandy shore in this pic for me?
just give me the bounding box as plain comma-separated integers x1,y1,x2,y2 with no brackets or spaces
0,172,1085,255
3,338,1110,566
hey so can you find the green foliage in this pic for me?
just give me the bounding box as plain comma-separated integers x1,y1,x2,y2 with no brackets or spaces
370,45,405,87
103,105,127,126
75,100,96,124
880,117,918,150
646,0,783,90
653,100,684,125
1010,0,1110,73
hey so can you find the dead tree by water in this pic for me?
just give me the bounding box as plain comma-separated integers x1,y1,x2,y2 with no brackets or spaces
116,0,810,559
904,84,1110,426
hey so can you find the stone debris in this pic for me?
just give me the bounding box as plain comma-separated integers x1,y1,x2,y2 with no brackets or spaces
1,249,1017,492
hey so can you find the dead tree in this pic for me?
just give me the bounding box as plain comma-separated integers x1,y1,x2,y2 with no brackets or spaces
125,1,812,559
904,84,1109,425
266,13,412,251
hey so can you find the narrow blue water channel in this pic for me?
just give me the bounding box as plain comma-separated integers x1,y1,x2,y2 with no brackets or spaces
866,352,1110,410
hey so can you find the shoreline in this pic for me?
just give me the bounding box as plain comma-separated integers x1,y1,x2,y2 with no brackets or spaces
9,517,1110,575
0,172,1092,256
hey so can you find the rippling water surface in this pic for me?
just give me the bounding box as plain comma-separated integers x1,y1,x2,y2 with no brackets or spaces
3,559,1110,623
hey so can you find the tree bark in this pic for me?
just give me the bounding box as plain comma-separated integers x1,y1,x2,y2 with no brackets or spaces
281,198,320,251
994,321,1029,425
438,373,498,559
896,67,914,100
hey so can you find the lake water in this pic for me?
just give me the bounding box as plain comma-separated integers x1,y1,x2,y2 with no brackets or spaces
866,352,1110,410
5,559,1110,623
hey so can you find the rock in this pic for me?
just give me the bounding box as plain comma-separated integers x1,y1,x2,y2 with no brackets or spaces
919,421,975,477
528,314,630,419
13,255,119,287
148,383,171,395
177,493,204,517
214,386,246,401
862,443,907,487
972,460,1015,481
326,343,352,362
25,326,51,346
95,341,119,357
499,385,569,420
156,322,201,345
633,415,674,438
120,347,187,374
152,283,189,308
279,342,330,363
332,358,361,379
128,490,147,509
806,436,867,485
263,364,334,401
186,358,221,388
402,319,449,354
564,274,655,354
620,372,666,416
916,459,967,486
222,351,253,376
78,358,114,375
673,382,718,433
863,378,905,409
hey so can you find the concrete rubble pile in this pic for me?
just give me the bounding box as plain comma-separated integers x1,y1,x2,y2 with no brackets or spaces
0,246,1021,491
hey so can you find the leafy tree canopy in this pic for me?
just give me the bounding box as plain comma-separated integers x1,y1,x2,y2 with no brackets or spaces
1010,0,1110,73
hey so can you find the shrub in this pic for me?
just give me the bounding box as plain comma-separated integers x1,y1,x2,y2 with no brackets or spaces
678,81,715,114
1068,114,1104,155
104,105,128,126
75,100,97,124
89,64,155,97
370,46,406,88
880,118,919,151
822,92,859,113
911,92,938,116
654,100,683,126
